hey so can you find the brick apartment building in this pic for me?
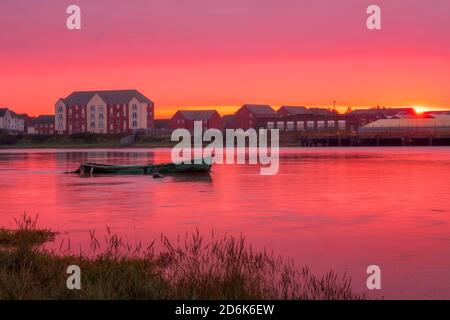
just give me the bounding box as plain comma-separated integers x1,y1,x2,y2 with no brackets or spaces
55,90,154,135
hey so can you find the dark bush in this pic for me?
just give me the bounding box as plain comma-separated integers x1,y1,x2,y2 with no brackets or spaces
69,132,99,144
0,131,22,145
30,135,51,144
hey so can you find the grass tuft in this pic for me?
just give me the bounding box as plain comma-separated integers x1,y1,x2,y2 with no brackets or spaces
0,215,365,300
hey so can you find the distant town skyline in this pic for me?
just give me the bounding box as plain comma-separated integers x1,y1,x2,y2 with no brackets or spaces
1,103,444,120
1,0,449,117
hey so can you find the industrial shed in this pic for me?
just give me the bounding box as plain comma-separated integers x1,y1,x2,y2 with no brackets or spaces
359,118,450,133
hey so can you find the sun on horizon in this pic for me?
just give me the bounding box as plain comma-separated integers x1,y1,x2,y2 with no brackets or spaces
413,106,432,114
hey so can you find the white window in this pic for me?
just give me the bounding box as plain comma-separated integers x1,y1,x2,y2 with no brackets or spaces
317,121,325,130
276,121,285,131
307,121,315,130
286,121,294,131
327,120,335,128
267,121,275,129
338,120,346,130
296,121,304,131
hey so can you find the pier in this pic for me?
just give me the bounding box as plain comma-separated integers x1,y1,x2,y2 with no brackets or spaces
295,131,450,147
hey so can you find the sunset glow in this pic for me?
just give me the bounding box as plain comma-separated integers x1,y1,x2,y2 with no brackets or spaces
413,106,431,114
2,0,450,304
1,0,449,117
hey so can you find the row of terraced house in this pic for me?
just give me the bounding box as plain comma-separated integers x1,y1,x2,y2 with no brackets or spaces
0,108,55,135
1,89,155,135
169,104,421,133
4,88,445,136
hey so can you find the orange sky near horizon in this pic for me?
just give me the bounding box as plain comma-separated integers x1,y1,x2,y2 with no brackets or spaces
1,0,449,118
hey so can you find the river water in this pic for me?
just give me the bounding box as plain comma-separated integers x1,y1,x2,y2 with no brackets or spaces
1,147,449,299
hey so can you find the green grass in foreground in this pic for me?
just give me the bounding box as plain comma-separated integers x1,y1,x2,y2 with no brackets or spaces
0,215,365,300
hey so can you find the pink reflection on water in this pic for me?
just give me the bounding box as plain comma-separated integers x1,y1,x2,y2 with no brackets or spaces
1,147,450,299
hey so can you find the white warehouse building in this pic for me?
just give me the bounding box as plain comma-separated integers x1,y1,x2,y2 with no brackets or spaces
359,117,450,133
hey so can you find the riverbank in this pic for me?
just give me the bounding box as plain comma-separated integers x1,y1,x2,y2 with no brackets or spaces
0,132,300,149
0,132,178,149
0,215,364,300
2,131,450,149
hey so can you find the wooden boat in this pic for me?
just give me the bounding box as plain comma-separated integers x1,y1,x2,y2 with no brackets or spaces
72,157,212,176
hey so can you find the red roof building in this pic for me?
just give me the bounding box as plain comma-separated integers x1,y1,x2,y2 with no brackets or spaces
235,104,277,130
170,110,222,131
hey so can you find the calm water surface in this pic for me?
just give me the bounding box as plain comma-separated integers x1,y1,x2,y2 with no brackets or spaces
1,147,450,299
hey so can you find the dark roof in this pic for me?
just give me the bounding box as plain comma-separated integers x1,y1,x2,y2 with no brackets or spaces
241,104,276,115
278,106,309,115
8,110,18,117
62,90,152,106
0,108,8,117
309,108,336,115
176,110,219,121
17,113,32,120
33,115,55,125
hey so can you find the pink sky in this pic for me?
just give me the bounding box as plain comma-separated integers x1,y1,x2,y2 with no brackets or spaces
0,0,449,117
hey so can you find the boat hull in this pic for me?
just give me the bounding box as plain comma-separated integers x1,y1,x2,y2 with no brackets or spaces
75,159,212,175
